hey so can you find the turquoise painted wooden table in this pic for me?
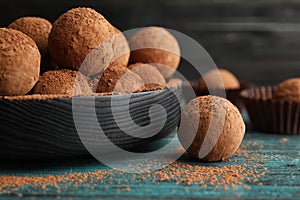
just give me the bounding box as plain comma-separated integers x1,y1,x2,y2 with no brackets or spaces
0,130,299,200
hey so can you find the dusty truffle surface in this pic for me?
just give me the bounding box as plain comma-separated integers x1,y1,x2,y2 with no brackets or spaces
166,78,183,88
0,28,40,96
273,78,300,102
178,95,245,162
96,65,144,93
48,7,115,76
109,27,130,68
129,27,180,78
8,17,52,57
199,69,240,90
128,63,166,88
33,69,91,96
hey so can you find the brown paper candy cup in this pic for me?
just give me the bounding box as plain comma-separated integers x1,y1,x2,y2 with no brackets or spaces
240,86,300,135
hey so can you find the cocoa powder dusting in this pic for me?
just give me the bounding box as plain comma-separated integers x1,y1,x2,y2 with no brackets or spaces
0,141,267,195
33,69,92,96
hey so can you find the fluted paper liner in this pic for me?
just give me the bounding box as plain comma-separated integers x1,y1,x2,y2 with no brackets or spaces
240,86,300,135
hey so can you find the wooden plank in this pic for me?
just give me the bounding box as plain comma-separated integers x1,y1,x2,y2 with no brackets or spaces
1,0,300,85
0,132,299,199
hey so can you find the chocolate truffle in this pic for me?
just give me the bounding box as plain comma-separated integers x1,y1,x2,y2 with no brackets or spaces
128,63,166,88
8,17,52,57
199,69,240,90
34,69,91,96
96,65,144,93
129,27,180,78
273,78,300,102
178,95,245,162
48,7,115,76
166,78,183,88
110,27,130,67
0,28,40,96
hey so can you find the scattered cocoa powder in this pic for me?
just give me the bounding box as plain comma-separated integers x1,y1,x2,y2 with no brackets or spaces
280,137,288,142
0,140,268,196
152,161,266,189
0,169,112,195
0,162,266,195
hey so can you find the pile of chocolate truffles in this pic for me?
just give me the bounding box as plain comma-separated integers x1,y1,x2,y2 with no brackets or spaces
0,7,246,163
0,7,181,96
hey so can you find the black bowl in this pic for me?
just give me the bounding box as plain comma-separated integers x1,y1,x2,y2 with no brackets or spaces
0,87,181,159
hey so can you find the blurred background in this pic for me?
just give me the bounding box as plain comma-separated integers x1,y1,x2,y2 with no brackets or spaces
1,0,299,85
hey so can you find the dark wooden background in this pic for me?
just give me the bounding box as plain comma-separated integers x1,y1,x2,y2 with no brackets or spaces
1,0,300,85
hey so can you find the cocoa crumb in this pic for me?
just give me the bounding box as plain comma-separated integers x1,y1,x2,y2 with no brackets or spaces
244,185,251,190
280,137,288,142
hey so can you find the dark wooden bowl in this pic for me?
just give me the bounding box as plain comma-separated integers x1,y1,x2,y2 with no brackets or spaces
0,87,181,159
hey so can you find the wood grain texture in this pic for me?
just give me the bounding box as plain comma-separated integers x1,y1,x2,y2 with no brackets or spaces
0,132,299,199
0,87,181,159
1,0,300,85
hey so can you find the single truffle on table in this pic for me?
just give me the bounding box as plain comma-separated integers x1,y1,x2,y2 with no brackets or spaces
129,26,180,78
199,69,240,90
96,65,144,93
48,7,115,76
273,78,300,102
33,69,91,96
8,17,52,57
178,95,245,162
0,28,40,96
128,63,166,88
